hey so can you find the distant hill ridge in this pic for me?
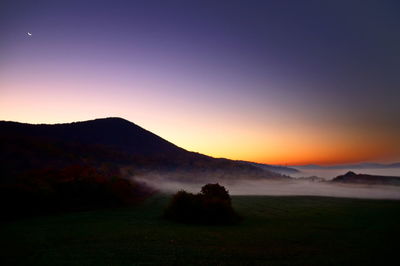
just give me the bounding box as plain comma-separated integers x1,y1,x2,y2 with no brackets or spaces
332,171,400,186
293,162,400,170
237,160,299,175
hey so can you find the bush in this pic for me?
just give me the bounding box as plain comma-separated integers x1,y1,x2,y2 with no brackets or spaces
164,183,241,225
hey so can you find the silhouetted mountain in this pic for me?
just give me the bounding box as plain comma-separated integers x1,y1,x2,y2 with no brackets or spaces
332,171,400,185
237,161,299,175
0,117,282,183
0,117,285,219
0,117,186,157
293,163,400,170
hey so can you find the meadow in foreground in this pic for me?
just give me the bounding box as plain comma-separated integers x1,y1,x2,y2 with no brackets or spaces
1,196,399,266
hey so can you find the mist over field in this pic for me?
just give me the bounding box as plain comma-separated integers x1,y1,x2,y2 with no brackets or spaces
291,167,400,180
133,174,400,200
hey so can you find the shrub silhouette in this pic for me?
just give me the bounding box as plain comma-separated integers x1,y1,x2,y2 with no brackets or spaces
164,183,240,224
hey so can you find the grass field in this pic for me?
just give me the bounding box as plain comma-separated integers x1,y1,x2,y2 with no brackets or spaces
1,195,399,265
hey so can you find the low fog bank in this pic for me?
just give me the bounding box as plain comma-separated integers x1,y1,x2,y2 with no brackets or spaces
132,174,400,200
291,167,400,180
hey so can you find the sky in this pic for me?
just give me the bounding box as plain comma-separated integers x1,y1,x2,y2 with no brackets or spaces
1,0,400,165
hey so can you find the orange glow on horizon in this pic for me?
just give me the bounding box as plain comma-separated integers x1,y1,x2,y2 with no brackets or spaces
1,80,399,166
2,1,400,168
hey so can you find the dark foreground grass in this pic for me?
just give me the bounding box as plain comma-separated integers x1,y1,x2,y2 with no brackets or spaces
1,195,399,266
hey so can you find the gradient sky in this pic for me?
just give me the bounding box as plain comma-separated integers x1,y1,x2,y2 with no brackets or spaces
1,0,400,165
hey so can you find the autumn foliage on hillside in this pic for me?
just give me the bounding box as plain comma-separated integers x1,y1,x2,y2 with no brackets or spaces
0,164,152,220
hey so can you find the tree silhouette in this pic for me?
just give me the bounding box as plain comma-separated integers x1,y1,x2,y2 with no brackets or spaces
164,183,240,224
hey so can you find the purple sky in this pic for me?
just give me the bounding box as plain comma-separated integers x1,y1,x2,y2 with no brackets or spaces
1,0,399,164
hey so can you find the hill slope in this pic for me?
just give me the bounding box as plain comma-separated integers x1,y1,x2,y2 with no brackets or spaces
238,160,299,175
0,117,186,157
0,117,282,182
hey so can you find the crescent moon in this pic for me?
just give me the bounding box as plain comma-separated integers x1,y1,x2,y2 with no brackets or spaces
27,32,32,36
